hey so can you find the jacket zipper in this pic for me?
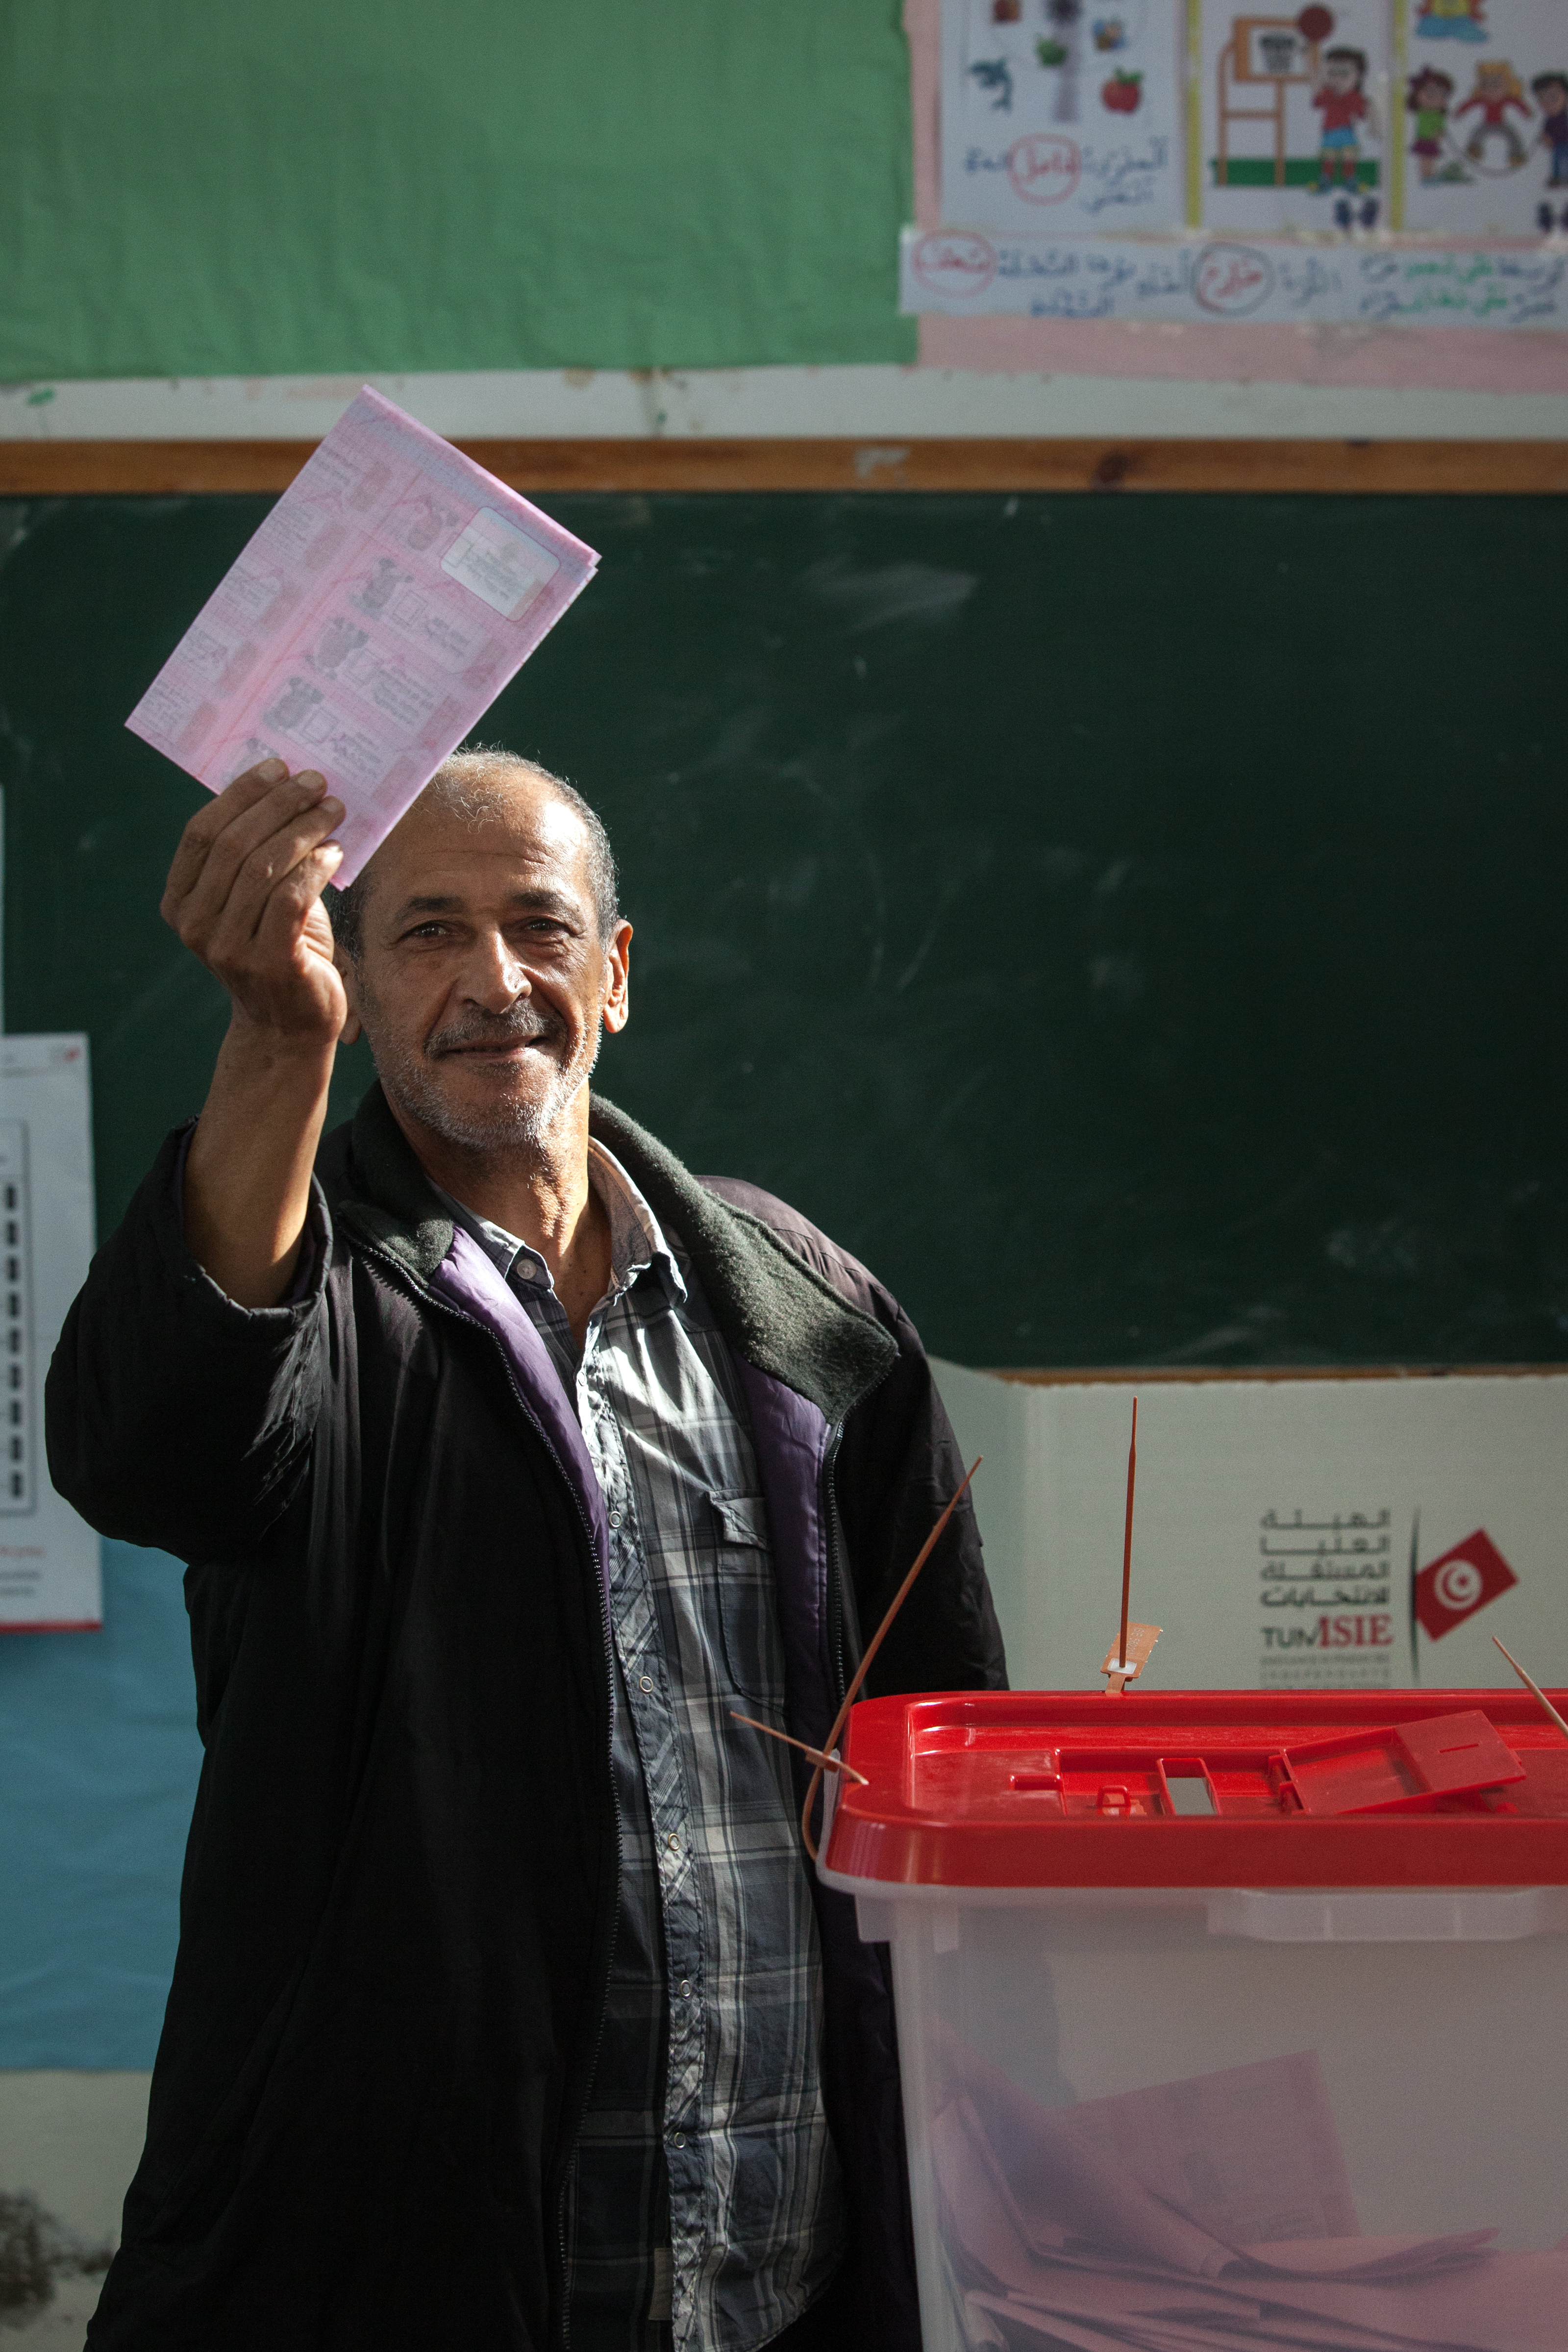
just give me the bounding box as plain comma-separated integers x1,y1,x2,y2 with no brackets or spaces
357,1240,621,2352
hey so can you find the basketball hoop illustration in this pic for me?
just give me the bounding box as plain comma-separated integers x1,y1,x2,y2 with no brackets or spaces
1217,7,1333,187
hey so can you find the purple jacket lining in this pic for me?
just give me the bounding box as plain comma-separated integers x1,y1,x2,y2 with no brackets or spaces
428,1227,613,1599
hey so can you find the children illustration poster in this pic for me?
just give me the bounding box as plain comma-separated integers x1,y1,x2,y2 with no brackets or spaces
1402,0,1568,236
920,0,1568,332
1199,1,1394,230
940,0,1186,234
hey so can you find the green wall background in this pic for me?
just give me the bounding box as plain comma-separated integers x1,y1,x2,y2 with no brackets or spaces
0,1,915,382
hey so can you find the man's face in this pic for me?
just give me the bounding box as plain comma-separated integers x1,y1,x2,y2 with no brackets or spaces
1544,82,1568,118
1325,57,1356,94
340,776,631,1155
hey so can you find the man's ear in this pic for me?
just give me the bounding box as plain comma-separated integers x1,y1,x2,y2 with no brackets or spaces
602,920,633,1036
336,953,364,1047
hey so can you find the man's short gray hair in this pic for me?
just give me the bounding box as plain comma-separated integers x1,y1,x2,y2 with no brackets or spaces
328,748,620,963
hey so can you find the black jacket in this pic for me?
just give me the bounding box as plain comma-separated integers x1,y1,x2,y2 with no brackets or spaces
46,1087,1006,2352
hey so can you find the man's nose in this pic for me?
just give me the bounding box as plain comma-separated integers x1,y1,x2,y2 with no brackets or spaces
460,930,530,1011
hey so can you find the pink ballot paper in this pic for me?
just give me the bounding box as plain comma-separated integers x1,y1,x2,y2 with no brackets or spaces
125,388,599,884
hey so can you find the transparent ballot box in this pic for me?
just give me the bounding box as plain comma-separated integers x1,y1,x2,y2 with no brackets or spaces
819,1691,1568,2352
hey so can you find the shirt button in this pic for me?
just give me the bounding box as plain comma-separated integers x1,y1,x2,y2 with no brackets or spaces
670,2131,685,2149
638,1675,653,1693
608,1511,622,1530
678,1979,692,1998
515,1259,535,1281
666,1833,681,1854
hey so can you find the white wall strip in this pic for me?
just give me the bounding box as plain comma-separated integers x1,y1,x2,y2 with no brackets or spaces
0,365,1563,444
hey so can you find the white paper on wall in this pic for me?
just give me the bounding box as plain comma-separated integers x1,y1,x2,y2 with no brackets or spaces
933,1363,1568,1696
900,221,1568,321
0,1037,100,1632
941,0,1187,234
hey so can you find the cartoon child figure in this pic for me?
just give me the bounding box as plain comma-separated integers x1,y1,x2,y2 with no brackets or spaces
1458,59,1530,170
1314,48,1376,194
1414,0,1488,40
1533,73,1568,189
1408,66,1455,183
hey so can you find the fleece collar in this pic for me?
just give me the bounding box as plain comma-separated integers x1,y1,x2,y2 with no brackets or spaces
319,1084,896,1429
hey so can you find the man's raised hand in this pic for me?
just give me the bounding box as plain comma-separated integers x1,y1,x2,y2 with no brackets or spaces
161,759,349,1048
170,761,353,1305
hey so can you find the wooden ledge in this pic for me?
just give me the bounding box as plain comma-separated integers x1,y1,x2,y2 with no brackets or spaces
0,437,1562,497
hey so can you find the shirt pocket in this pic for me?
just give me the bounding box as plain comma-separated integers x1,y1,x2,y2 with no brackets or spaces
710,1490,779,1706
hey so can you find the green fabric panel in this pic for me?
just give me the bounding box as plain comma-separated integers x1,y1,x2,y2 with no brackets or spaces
0,1,916,380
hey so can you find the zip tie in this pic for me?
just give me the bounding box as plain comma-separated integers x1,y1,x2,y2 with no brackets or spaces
728,1713,870,1786
1493,1635,1568,1744
800,1457,982,1864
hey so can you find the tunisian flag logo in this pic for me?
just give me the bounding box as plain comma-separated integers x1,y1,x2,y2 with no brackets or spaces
1414,1529,1518,1641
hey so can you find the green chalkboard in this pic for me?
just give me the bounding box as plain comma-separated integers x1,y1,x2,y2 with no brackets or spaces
0,489,1562,1369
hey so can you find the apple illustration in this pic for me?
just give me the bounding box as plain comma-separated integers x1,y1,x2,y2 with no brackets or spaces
1102,68,1143,112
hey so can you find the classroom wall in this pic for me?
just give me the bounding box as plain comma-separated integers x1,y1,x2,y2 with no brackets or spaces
2,2,1562,437
0,1,914,381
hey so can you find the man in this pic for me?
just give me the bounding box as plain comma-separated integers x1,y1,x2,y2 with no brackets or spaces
47,750,1005,2352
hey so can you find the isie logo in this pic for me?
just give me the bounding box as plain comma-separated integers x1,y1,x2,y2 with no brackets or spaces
1413,1528,1519,1642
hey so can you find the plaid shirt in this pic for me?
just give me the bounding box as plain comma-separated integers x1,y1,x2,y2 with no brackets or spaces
441,1143,844,2352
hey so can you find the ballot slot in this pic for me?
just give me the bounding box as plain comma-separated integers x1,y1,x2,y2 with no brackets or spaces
1035,1748,1286,1819
1160,1758,1219,1818
1007,1732,1549,1823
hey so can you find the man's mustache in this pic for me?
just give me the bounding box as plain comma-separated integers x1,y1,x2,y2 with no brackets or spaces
426,1002,567,1058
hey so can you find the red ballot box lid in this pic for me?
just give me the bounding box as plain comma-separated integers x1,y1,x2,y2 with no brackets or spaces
1279,1709,1526,1817
823,1690,1568,1890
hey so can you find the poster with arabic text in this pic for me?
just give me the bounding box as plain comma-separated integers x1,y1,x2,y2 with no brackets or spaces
919,1,1568,329
941,0,1186,233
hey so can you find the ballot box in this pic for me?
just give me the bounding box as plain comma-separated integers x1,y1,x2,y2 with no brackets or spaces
819,1690,1568,2352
